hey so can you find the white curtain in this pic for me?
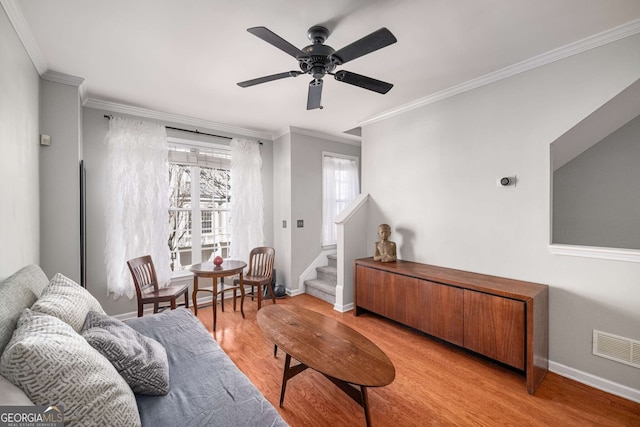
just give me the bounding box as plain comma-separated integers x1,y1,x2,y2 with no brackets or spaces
322,155,359,246
104,117,171,299
230,138,264,264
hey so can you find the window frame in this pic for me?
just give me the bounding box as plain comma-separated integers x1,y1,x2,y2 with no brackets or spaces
322,151,360,248
168,137,232,277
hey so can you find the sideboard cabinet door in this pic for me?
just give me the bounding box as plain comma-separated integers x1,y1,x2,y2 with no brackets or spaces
355,264,389,316
356,265,464,345
463,290,525,370
414,280,464,346
355,265,418,325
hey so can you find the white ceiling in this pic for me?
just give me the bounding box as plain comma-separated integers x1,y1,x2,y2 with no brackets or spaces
10,0,640,140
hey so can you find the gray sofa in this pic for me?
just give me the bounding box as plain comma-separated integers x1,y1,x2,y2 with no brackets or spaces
0,265,288,427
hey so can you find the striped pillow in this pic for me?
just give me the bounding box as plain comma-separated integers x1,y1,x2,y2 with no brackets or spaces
0,309,141,427
82,311,169,395
31,273,105,332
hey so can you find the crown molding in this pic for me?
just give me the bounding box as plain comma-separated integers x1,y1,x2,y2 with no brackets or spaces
1,0,47,74
84,98,272,141
274,126,361,146
272,126,291,141
360,18,640,128
42,70,87,104
41,70,84,87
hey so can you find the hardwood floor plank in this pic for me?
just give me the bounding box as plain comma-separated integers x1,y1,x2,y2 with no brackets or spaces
195,294,640,426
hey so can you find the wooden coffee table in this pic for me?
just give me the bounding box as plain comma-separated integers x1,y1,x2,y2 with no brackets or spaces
257,305,395,427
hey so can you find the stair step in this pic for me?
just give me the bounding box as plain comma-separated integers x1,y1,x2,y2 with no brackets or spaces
316,265,337,284
327,253,337,268
304,279,336,295
304,278,336,305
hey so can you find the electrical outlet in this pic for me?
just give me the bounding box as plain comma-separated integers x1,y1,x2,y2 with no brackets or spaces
297,220,304,228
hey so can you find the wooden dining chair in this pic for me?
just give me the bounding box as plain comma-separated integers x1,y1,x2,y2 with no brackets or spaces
234,247,276,310
127,255,189,317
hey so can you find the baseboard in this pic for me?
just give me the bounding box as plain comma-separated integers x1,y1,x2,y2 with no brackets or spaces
286,288,305,297
298,249,337,291
113,294,214,322
333,302,354,313
549,361,640,403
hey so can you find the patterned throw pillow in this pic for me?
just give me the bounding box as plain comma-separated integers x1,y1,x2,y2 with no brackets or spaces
0,309,141,427
82,311,170,395
31,273,105,332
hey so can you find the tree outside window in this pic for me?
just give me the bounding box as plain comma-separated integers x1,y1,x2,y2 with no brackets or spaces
168,146,231,271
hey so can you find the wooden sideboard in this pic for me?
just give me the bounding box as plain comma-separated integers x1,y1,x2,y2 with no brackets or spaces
354,258,549,394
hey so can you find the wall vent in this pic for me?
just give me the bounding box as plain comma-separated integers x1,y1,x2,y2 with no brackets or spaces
593,330,640,369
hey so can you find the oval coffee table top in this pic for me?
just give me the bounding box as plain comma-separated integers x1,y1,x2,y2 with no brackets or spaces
257,304,395,387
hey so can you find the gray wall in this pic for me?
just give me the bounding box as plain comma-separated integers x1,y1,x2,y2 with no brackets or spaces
0,8,40,278
39,78,82,282
362,34,640,392
287,130,360,292
553,114,640,249
82,107,275,315
272,132,292,288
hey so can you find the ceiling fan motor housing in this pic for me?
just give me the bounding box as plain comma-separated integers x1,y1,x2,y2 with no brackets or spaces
307,25,329,44
298,27,336,79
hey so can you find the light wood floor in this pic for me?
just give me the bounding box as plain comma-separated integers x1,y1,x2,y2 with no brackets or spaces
194,294,640,426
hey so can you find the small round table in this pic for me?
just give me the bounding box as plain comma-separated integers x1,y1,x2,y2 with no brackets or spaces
189,260,247,330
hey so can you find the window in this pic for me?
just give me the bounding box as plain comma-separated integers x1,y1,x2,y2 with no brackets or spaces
168,141,232,271
322,153,360,246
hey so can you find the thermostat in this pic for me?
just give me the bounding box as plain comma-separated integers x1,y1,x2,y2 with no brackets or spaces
497,176,517,187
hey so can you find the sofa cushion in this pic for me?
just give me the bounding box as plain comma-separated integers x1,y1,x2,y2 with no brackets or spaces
31,273,105,332
0,309,141,427
127,308,288,427
0,265,49,355
82,311,169,395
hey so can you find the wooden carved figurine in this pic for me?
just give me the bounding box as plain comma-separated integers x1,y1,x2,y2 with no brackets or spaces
373,223,397,262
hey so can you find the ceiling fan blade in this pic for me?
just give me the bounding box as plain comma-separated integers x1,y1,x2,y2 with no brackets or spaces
307,79,323,110
237,71,301,88
331,28,397,65
334,70,393,94
247,26,305,58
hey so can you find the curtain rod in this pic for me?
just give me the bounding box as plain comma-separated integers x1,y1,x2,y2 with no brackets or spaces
102,115,262,144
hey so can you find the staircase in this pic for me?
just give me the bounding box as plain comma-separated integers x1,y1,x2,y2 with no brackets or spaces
304,253,337,305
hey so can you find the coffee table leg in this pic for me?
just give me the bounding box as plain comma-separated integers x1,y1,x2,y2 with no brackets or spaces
279,353,291,407
279,353,309,407
325,376,373,427
361,386,371,427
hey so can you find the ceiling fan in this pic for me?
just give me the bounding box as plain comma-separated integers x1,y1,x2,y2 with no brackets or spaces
237,25,397,110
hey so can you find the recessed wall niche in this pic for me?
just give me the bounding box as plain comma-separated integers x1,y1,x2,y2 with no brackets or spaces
550,78,640,261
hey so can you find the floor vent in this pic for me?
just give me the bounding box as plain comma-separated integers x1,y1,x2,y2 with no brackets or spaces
593,330,640,369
